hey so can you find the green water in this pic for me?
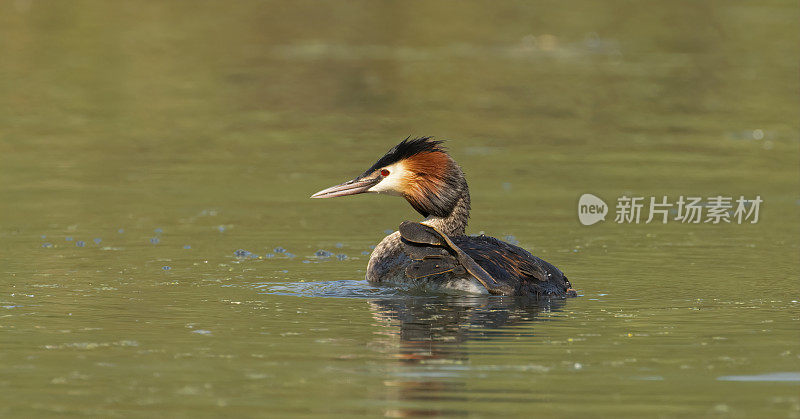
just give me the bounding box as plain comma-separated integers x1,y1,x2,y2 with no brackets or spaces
1,1,799,417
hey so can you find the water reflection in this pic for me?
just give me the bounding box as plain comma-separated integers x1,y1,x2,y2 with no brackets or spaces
368,296,565,416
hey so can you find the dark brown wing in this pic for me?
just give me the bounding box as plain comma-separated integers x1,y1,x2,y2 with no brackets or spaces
397,222,572,297
404,254,465,279
451,235,572,297
399,222,514,295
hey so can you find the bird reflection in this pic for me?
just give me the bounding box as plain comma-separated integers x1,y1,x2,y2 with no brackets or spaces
367,296,567,417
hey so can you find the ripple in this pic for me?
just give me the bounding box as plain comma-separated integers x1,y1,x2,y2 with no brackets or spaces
717,372,800,382
254,280,404,299
251,280,532,300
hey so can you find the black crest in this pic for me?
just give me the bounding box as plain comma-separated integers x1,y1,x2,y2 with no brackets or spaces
359,136,445,178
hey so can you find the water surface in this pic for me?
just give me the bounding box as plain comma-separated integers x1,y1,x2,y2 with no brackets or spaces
1,1,798,417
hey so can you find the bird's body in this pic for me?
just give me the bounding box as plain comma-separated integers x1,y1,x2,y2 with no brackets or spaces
367,232,571,296
367,232,489,294
312,137,575,298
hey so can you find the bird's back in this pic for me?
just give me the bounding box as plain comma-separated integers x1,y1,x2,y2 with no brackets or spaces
451,235,572,297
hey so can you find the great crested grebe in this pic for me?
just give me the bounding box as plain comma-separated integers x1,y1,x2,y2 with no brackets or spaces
311,137,575,297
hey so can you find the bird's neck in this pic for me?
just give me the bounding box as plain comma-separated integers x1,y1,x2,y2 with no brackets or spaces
422,187,470,236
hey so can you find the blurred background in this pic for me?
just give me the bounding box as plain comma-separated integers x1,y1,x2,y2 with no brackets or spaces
0,1,798,417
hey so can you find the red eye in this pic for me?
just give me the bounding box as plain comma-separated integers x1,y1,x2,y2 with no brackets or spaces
380,169,390,177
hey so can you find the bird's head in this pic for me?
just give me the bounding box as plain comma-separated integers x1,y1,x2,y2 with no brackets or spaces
311,137,466,218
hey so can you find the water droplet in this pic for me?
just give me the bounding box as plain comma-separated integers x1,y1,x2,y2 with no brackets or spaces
183,245,191,249
93,238,102,244
234,249,251,258
265,253,275,259
76,241,85,247
284,253,296,258
154,228,163,233
42,243,53,248
315,250,333,258
150,237,160,244
361,251,370,256
65,237,73,241
117,228,124,234
383,229,393,234
40,235,46,239
336,254,348,261
335,243,343,248
162,266,171,271
302,260,311,264
274,247,286,253
217,225,226,232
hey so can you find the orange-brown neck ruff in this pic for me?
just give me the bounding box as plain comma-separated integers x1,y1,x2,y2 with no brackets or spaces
402,151,465,218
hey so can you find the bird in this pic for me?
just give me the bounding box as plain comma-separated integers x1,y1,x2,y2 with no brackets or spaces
311,137,575,298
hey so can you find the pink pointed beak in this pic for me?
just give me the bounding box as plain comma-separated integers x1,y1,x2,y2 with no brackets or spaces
310,175,382,199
